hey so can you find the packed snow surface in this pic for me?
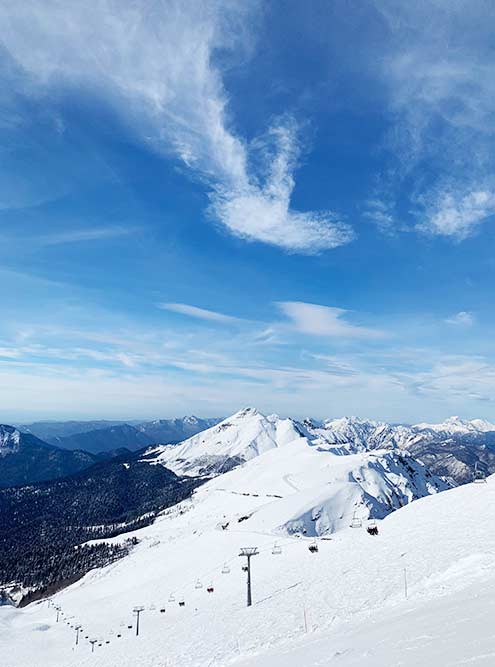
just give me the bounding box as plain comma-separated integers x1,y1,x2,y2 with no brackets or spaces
1,426,492,666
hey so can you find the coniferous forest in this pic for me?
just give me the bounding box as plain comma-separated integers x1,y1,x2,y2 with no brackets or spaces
0,456,203,605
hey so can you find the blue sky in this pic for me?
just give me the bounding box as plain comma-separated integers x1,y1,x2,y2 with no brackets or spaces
1,0,495,422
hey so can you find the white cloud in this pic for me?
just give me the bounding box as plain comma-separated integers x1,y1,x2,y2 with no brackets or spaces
445,311,475,326
372,1,495,238
364,199,396,232
276,301,385,339
210,120,354,252
419,189,495,239
0,1,353,253
407,355,495,403
158,303,242,324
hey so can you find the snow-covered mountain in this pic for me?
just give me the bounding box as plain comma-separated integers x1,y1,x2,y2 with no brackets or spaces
143,407,303,476
142,408,448,538
301,415,422,452
144,409,495,485
299,415,495,484
414,415,495,435
2,450,494,666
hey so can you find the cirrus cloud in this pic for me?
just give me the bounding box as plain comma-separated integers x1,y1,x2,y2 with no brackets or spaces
276,301,385,339
0,0,352,254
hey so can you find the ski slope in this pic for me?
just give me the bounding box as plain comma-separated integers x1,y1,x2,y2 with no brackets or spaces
1,441,493,666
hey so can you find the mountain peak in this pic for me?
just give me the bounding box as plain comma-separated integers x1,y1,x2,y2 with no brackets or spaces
414,416,495,435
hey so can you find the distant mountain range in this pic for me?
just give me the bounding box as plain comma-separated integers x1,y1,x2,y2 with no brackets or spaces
146,409,495,485
3,409,495,491
0,416,222,488
18,416,221,454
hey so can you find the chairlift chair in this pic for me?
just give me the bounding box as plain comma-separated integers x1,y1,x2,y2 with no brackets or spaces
207,582,214,593
168,593,176,602
474,463,487,484
308,539,319,554
221,563,230,574
160,608,166,613
178,598,185,607
195,579,203,589
272,542,282,555
367,519,379,536
350,512,362,528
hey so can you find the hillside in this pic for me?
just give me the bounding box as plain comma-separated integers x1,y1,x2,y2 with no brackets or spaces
0,459,492,665
0,425,99,488
0,414,475,666
50,424,153,454
0,455,203,604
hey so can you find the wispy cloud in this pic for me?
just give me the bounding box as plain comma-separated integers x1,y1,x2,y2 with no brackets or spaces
418,189,495,239
35,226,139,246
0,1,353,253
158,303,243,324
276,301,385,339
371,1,495,240
445,311,475,326
210,119,354,252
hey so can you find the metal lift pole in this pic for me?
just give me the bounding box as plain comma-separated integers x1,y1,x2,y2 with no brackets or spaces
239,547,259,607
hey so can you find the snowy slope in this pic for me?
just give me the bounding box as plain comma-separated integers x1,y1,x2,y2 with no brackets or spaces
201,438,448,536
1,468,494,666
0,424,464,667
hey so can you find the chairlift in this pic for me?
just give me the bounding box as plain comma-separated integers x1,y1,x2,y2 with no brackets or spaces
242,565,248,572
117,634,122,638
350,512,362,528
195,579,203,589
105,640,110,644
272,542,282,555
308,539,319,554
168,593,176,603
367,519,379,536
160,608,166,613
127,625,133,630
474,462,487,484
206,583,214,594
178,598,185,607
149,603,156,611
221,563,230,574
